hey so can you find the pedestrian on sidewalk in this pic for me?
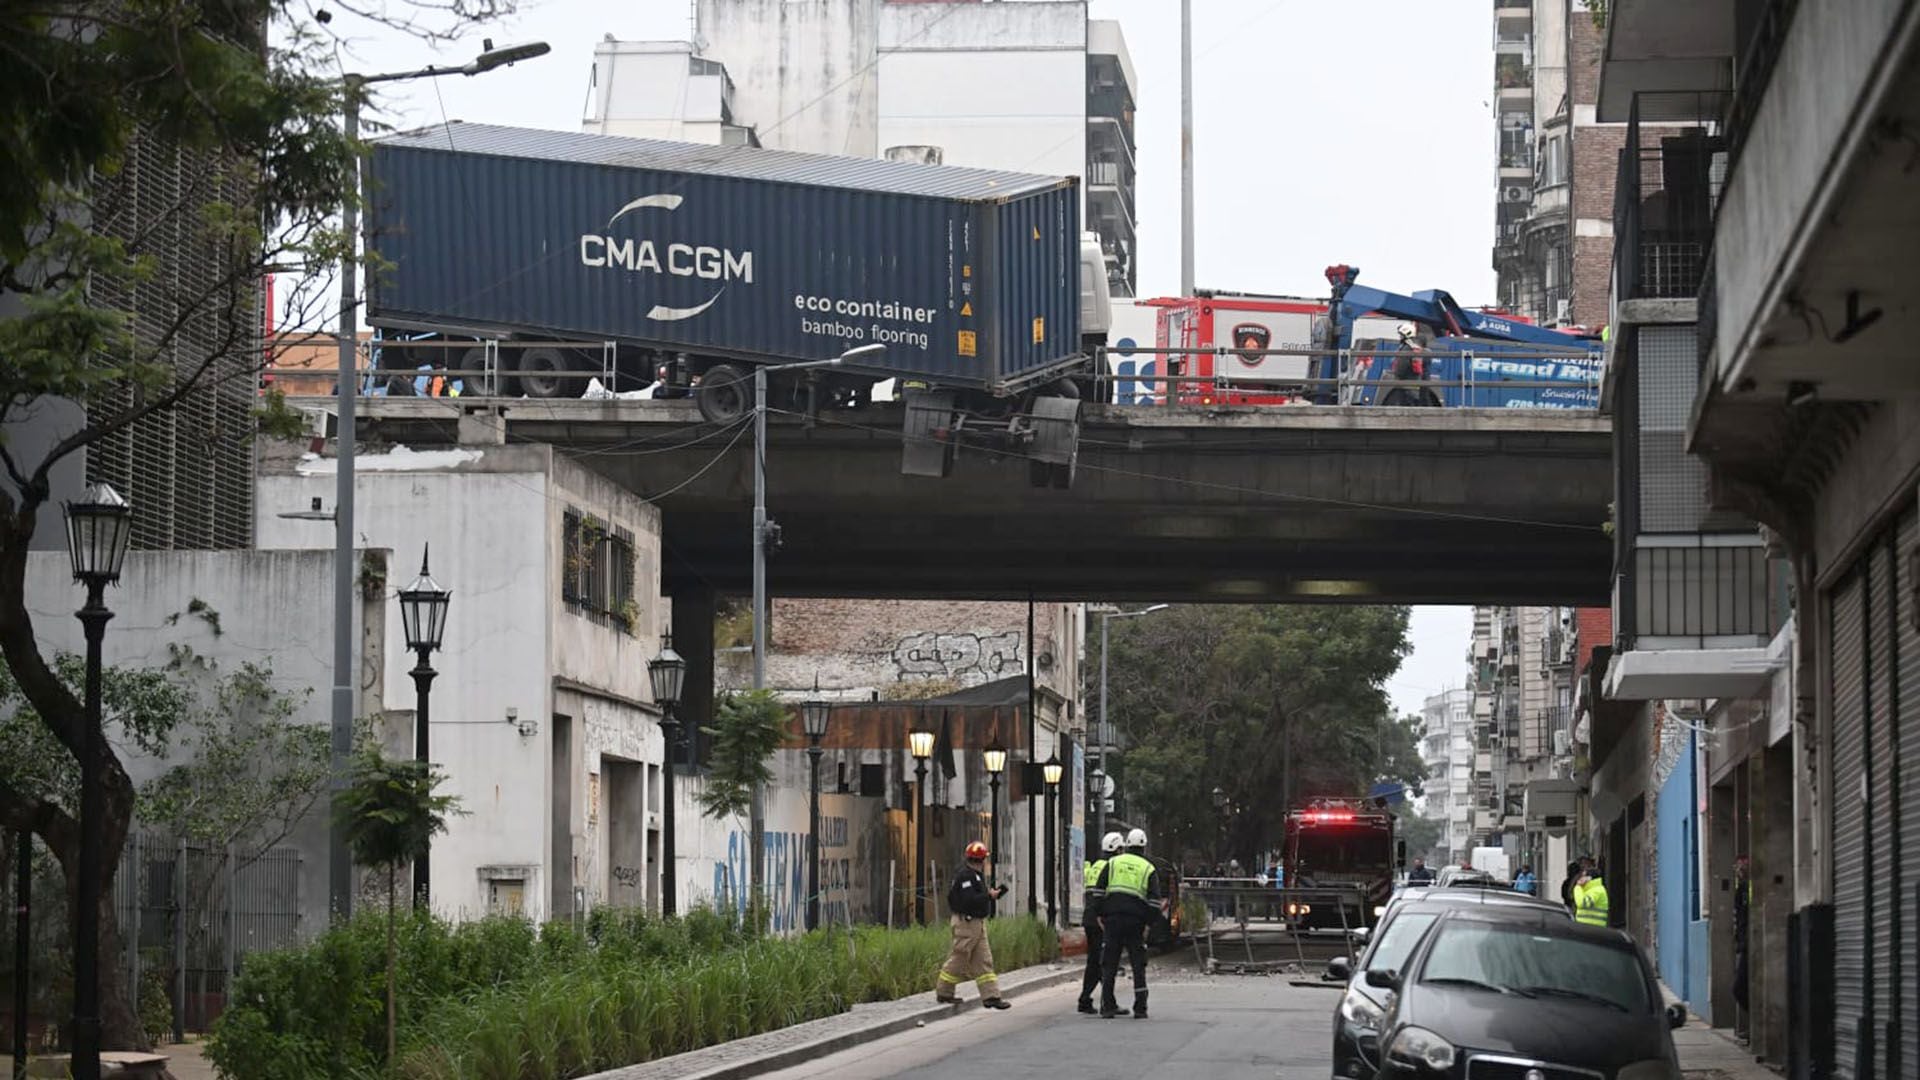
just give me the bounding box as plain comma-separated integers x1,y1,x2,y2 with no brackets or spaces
935,840,1012,1009
1092,828,1161,1019
1078,832,1124,1014
1513,865,1536,895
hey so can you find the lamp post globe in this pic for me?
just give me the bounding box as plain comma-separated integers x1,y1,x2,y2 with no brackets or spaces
802,687,831,930
908,718,934,923
983,744,1006,914
1042,755,1063,926
396,545,450,909
63,483,133,1080
649,637,687,915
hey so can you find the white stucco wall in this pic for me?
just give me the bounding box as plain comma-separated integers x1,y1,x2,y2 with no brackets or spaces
877,2,1087,181
696,0,881,154
255,443,666,923
23,548,356,935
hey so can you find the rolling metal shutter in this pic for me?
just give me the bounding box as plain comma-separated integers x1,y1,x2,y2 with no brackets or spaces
1830,570,1866,1080
1864,535,1896,1078
1896,505,1919,1079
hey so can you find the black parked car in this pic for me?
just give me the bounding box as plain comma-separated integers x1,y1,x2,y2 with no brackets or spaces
1326,890,1573,1080
1362,908,1685,1080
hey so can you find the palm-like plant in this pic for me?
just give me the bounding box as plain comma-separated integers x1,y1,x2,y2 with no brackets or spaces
334,749,460,1069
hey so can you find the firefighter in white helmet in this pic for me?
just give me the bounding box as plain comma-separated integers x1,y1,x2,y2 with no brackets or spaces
1077,832,1126,1013
1092,828,1160,1018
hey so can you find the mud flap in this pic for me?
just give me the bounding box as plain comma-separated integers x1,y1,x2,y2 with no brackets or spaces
901,389,958,478
1028,394,1080,489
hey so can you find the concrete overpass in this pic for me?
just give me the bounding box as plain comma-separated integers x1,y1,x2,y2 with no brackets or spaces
349,399,1612,607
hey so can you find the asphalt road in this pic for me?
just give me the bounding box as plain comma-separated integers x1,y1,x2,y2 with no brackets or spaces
754,970,1339,1080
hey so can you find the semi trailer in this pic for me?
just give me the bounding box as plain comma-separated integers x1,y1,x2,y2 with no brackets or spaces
363,124,1107,483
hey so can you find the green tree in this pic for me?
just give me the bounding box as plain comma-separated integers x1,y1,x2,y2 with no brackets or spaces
1393,806,1445,865
0,0,508,1044
334,749,459,1070
1095,605,1422,867
697,690,789,819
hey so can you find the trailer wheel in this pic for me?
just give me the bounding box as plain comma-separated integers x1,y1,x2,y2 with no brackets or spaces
519,347,583,399
697,363,750,423
459,346,519,398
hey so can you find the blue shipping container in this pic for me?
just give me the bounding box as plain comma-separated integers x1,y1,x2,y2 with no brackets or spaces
365,124,1083,391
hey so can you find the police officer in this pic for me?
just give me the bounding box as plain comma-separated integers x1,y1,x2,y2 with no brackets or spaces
1093,828,1160,1019
1078,832,1124,1014
935,840,1012,1009
1574,861,1611,928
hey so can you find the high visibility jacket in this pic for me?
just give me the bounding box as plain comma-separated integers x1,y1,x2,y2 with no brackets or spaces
1575,877,1611,927
1102,853,1155,900
1084,859,1108,891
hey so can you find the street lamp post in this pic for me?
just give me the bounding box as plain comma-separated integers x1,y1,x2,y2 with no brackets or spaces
801,688,832,931
908,721,935,925
328,40,549,919
13,829,32,1080
1095,605,1168,842
396,545,450,909
63,483,133,1080
649,638,687,917
1043,756,1063,928
983,745,1007,916
750,343,884,690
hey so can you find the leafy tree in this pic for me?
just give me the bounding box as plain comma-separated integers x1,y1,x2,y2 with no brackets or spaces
697,690,788,819
0,0,509,1045
1095,605,1422,867
334,750,459,1070
1393,806,1445,865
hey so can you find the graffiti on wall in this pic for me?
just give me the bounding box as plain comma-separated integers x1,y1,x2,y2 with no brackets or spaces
710,816,854,933
893,631,1023,680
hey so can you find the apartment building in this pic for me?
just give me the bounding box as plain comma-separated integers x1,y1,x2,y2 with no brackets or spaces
1592,0,1920,1070
1420,688,1476,864
1490,0,1617,329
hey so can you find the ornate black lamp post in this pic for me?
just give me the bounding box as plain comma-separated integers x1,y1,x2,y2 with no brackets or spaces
983,744,1007,915
1043,755,1064,927
396,545,450,909
801,688,831,930
648,637,686,916
909,719,935,924
63,483,133,1080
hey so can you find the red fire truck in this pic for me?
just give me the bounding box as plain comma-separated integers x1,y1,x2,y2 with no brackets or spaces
1281,797,1397,931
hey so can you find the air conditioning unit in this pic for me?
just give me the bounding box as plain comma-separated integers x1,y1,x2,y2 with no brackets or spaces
1501,184,1530,204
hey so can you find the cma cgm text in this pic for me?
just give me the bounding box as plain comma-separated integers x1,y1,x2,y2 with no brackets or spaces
578,236,754,281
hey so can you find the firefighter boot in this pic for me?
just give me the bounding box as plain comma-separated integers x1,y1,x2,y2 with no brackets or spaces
982,997,1012,1010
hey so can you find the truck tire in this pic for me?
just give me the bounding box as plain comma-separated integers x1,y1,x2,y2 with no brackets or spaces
518,347,583,399
460,345,519,398
697,363,750,423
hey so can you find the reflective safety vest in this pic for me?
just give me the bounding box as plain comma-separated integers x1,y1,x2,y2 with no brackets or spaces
1084,859,1108,889
1575,878,1611,927
1105,853,1154,899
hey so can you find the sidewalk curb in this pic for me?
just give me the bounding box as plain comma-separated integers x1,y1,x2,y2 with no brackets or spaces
595,965,1080,1080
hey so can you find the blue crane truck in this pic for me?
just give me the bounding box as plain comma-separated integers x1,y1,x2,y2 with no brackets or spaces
363,124,1107,485
1311,264,1603,408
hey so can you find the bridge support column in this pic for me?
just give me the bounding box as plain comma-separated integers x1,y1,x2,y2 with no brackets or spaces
669,586,716,766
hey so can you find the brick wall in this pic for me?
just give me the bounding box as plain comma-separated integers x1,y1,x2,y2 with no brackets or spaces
1567,4,1619,331
1571,234,1614,329
722,598,1084,711
1568,4,1604,106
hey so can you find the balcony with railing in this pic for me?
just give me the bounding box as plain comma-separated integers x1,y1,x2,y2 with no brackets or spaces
1612,95,1726,302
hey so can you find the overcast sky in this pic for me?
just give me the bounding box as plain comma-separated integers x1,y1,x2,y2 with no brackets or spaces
320,0,1492,716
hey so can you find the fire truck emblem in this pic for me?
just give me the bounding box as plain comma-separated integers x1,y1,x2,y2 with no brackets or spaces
1231,322,1271,366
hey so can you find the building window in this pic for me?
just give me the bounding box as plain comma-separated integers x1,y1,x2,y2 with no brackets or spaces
1538,135,1567,187
563,511,639,630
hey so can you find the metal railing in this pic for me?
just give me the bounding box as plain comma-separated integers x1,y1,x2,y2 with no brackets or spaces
266,337,626,402
1625,538,1778,646
1092,344,1603,411
1725,0,1801,172
1613,94,1726,302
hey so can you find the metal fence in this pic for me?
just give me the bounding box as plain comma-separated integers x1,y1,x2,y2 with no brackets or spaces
114,834,303,1036
1613,94,1726,303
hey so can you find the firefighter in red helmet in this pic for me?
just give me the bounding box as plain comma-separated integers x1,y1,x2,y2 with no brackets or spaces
935,840,1012,1009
